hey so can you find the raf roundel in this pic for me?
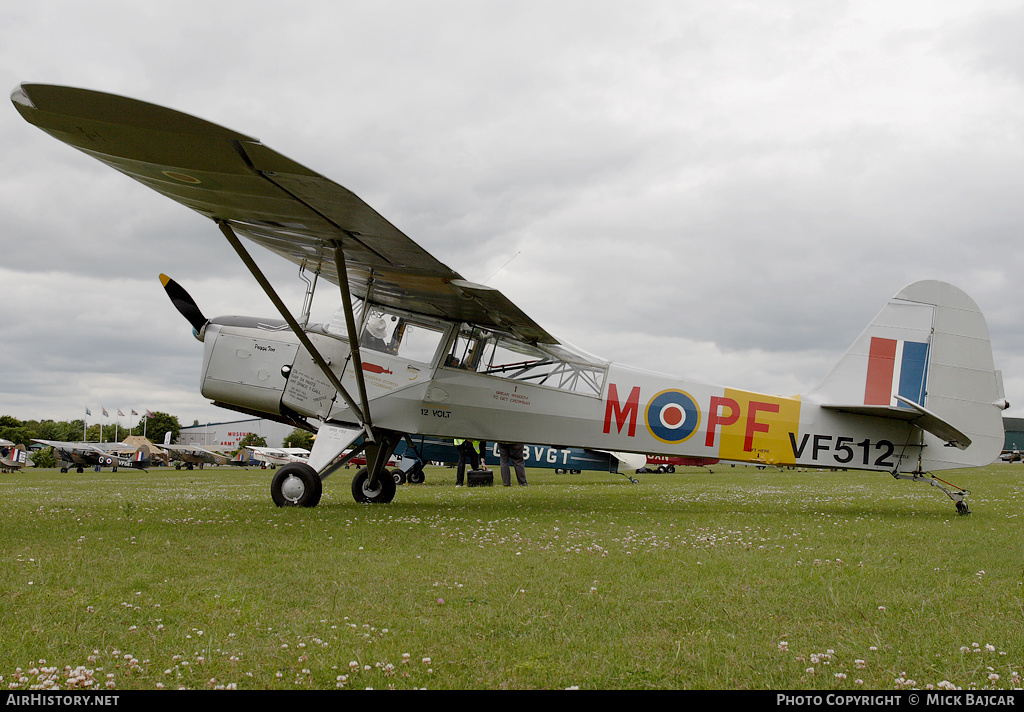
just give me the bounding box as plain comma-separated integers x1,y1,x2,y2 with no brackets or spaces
645,389,701,444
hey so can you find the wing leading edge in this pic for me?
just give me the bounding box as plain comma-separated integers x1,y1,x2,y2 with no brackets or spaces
12,83,555,344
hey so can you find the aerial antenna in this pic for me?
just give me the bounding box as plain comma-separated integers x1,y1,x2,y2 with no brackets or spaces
483,250,521,285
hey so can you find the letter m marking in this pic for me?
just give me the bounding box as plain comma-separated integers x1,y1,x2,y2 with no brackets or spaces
604,384,640,437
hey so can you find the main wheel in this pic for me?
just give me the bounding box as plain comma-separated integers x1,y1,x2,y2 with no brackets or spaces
351,466,397,503
271,462,323,507
391,468,407,485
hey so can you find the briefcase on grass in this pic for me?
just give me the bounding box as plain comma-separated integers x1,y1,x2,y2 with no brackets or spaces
467,469,493,486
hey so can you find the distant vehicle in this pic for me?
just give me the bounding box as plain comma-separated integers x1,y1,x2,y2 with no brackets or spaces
14,83,1010,514
1000,449,1021,463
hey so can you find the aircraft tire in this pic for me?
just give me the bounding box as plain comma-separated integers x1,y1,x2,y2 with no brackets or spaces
352,467,397,504
407,467,425,484
391,468,407,485
271,462,323,507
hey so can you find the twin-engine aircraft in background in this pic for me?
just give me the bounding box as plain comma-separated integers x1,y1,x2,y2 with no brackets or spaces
13,83,1010,513
32,439,151,473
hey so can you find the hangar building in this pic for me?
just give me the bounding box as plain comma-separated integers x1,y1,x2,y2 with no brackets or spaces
177,417,297,450
1005,417,1024,452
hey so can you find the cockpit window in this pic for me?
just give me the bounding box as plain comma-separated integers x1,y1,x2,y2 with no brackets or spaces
444,323,607,397
360,307,445,364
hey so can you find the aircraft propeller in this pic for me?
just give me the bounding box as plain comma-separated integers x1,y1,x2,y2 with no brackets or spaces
159,274,208,337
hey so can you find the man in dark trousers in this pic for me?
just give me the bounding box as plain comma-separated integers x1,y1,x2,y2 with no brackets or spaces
454,438,486,486
497,442,528,487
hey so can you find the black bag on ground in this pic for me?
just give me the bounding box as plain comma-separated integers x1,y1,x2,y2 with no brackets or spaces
467,469,493,486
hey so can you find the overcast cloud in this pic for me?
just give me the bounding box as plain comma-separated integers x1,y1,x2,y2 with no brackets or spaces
1,0,1021,429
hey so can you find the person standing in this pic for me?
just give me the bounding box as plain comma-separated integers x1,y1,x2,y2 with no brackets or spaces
454,438,486,486
497,442,528,486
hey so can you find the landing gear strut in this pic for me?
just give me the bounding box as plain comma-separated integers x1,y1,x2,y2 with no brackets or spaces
893,471,971,515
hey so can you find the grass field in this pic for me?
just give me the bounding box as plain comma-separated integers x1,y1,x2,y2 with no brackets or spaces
1,462,1022,690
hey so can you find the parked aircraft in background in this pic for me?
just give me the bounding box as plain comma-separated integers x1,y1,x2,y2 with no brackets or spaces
635,454,721,473
161,433,235,469
242,446,311,468
0,439,29,472
14,83,1009,514
32,440,151,473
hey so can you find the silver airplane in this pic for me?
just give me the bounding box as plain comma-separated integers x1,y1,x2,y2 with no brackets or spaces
13,83,1009,512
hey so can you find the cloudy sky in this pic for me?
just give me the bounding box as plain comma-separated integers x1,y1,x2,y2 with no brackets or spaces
1,0,1022,430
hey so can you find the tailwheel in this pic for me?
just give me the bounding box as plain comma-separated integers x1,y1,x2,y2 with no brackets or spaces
892,471,971,515
352,466,396,504
406,462,426,484
271,462,323,507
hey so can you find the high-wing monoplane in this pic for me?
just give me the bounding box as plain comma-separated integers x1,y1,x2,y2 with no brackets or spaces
13,83,1010,513
32,439,151,473
242,446,311,468
160,432,235,469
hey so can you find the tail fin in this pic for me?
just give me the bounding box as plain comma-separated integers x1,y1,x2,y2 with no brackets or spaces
806,281,1008,470
3,446,28,468
131,443,152,468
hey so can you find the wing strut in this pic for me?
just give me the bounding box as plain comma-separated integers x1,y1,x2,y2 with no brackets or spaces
216,219,373,436
330,241,373,433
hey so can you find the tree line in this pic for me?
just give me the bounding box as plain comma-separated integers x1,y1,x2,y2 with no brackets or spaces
0,412,182,447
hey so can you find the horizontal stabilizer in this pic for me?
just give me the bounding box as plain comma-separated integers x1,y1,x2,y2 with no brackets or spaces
609,451,647,472
821,396,971,449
